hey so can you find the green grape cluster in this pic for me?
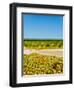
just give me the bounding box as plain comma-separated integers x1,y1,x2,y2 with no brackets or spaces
23,53,63,75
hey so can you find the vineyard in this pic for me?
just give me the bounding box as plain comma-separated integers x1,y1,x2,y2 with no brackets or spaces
23,53,63,75
23,40,63,75
23,40,63,49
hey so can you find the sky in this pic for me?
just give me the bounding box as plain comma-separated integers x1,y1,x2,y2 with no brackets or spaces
22,14,63,39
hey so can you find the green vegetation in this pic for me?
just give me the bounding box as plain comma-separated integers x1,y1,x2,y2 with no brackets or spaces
24,40,63,49
23,53,63,75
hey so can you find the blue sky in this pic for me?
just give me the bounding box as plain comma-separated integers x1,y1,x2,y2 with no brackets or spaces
22,14,63,39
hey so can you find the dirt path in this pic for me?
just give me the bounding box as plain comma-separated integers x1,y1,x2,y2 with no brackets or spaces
24,48,63,57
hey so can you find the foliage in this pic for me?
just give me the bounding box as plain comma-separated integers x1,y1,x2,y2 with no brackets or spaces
23,40,63,49
23,53,63,75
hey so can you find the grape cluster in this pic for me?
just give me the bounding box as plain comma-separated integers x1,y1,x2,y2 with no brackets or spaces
23,53,63,75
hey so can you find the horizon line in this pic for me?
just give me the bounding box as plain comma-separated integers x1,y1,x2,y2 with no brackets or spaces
23,39,63,40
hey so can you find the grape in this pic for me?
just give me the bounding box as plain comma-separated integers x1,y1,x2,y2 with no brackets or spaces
23,53,63,75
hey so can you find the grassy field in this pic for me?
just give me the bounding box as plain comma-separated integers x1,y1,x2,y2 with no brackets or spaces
23,40,63,49
23,53,63,75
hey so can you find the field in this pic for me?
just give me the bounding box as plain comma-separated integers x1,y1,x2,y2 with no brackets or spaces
23,40,63,75
23,40,63,49
23,53,63,75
